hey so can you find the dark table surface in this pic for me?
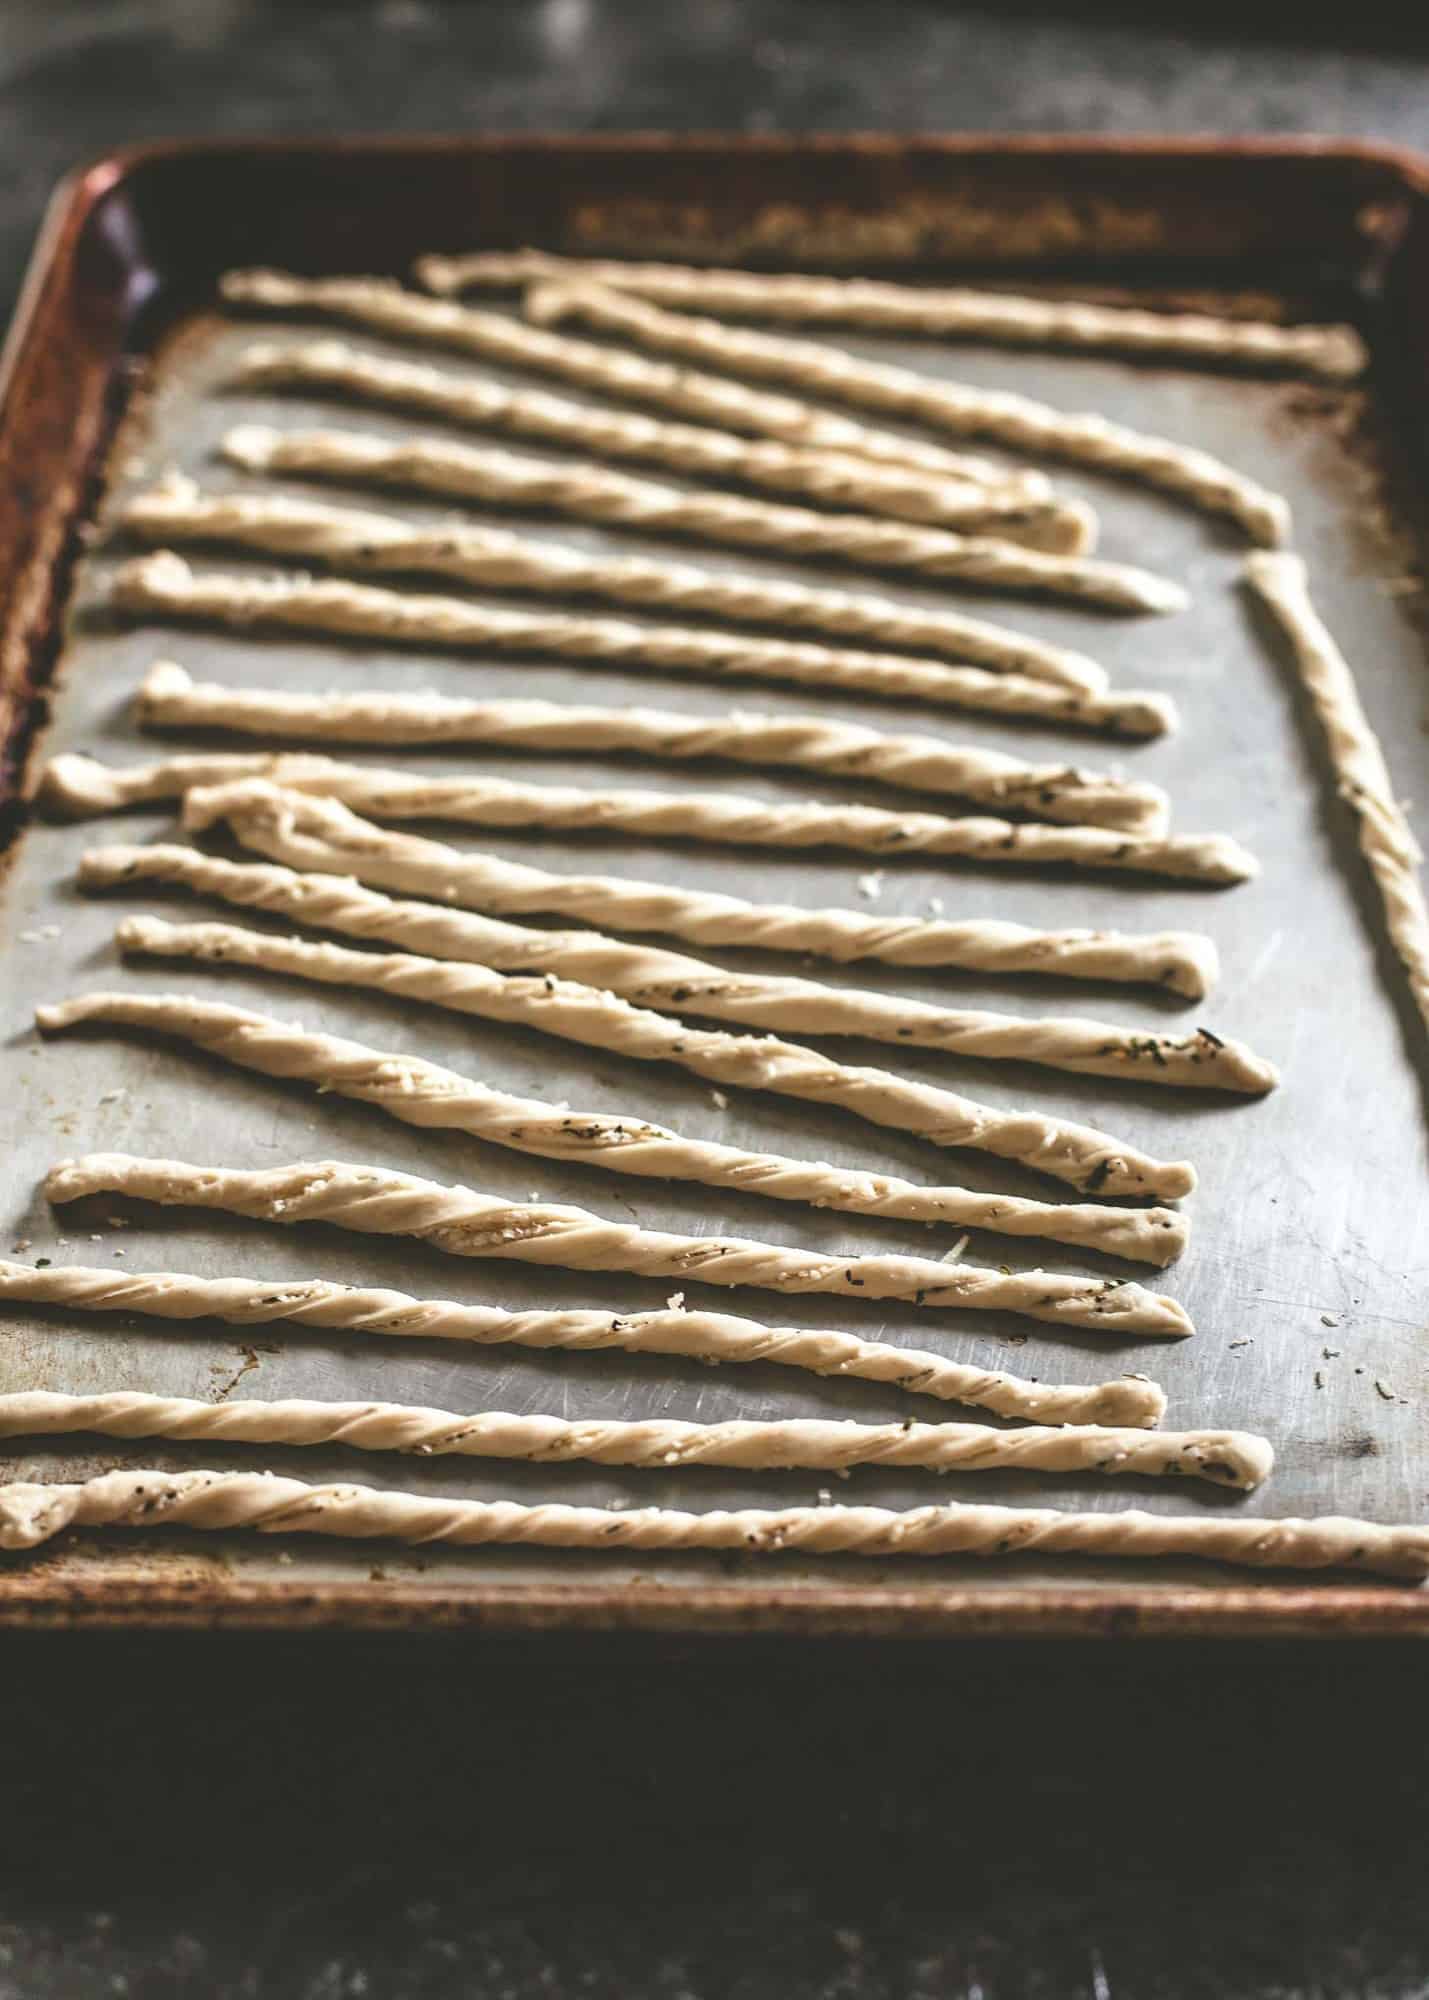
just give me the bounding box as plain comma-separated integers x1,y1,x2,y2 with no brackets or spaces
2,3,1429,1995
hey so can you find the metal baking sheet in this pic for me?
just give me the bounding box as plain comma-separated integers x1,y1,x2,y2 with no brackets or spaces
0,139,1426,1634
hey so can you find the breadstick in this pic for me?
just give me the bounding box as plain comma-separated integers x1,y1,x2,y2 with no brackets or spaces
1245,552,1429,1033
135,654,1171,838
420,251,1367,381
107,915,1210,1222
530,284,1292,548
231,340,1088,546
120,487,1166,736
44,751,1256,886
119,910,1272,1105
222,422,1182,612
180,778,1214,997
9,1467,1425,1576
76,844,1205,1188
43,1155,1193,1335
217,268,1046,487
0,1388,1270,1488
0,1260,1165,1427
205,437,1108,695
119,516,1114,698
38,990,1184,1266
81,848,1204,1198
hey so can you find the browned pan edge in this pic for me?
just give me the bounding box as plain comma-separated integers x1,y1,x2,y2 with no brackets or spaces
4,1570,1429,1638
2,133,1428,1639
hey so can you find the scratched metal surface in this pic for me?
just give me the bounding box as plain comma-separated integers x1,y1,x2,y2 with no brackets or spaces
0,291,1426,1604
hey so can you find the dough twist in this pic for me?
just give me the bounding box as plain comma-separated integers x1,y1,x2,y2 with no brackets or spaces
7,1469,1425,1576
120,487,1165,736
119,910,1272,1106
0,1388,1270,1489
530,284,1292,547
0,1260,1164,1426
217,268,1045,486
222,421,1181,612
77,843,1203,1191
231,339,1084,545
42,1154,1194,1336
207,429,1104,692
1245,553,1429,1034
108,913,1204,1223
420,251,1367,381
135,654,1170,838
39,988,1185,1267
178,778,1213,998
45,750,1255,886
82,847,1205,1196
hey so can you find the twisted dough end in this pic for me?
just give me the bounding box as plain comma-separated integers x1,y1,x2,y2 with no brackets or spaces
1090,1376,1168,1428
0,1484,72,1550
1247,490,1294,552
137,657,197,709
1160,935,1219,1002
35,753,123,816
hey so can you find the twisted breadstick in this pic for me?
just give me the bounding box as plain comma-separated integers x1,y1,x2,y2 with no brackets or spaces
420,251,1367,381
106,915,1206,1224
120,515,1112,698
231,339,1085,545
80,847,1204,1196
120,488,1166,737
38,988,1185,1267
217,268,1046,486
0,1388,1270,1488
45,751,1256,886
1245,553,1429,1033
76,844,1206,1185
0,1260,1164,1426
210,438,1104,696
137,655,1171,838
9,1467,1425,1576
530,285,1292,548
222,422,1182,612
43,1154,1193,1335
119,911,1272,1106
179,778,1213,998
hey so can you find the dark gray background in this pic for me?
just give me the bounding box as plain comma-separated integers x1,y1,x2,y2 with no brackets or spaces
2,3,1428,1995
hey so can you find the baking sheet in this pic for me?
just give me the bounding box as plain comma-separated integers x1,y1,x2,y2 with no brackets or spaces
1,275,1427,1612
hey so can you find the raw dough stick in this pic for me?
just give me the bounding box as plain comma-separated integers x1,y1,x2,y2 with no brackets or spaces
137,655,1172,838
45,751,1256,886
231,341,1086,546
531,284,1292,549
1245,552,1429,1033
223,422,1182,613
8,1467,1425,1576
0,1260,1165,1427
76,844,1206,1186
218,269,1043,488
109,917,1208,1221
38,989,1185,1269
120,911,1272,1105
122,515,1114,698
421,252,1368,382
92,880,1192,1200
120,490,1166,736
205,440,1107,695
180,779,1214,997
82,851,1203,1198
0,1389,1271,1488
41,1153,1193,1336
